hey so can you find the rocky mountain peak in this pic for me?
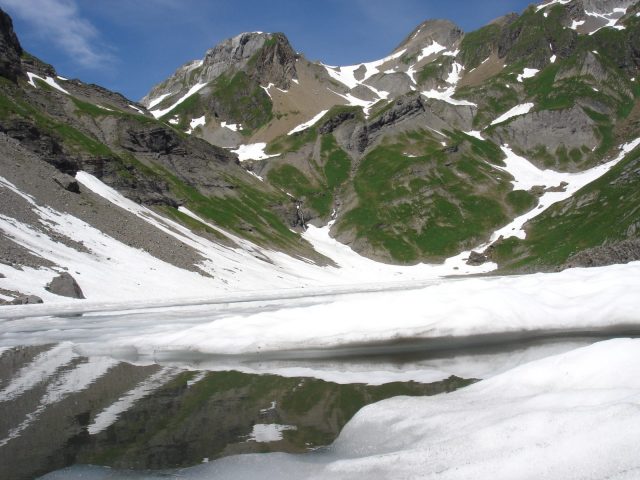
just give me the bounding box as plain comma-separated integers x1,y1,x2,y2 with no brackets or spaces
0,7,23,82
142,31,297,106
394,19,463,55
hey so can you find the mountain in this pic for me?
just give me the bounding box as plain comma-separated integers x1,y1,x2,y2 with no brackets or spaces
1,0,640,303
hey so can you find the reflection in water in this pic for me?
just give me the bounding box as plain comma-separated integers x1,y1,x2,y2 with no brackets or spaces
0,345,470,480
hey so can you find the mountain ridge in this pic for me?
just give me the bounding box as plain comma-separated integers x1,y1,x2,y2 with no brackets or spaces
0,0,639,303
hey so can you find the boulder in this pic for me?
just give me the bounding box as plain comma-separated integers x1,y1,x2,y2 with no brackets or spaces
45,272,85,299
466,251,489,266
8,295,43,305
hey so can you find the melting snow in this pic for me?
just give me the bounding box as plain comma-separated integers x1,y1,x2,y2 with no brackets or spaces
322,49,406,90
128,104,145,115
536,0,570,12
247,424,296,443
288,109,329,135
231,143,279,161
488,138,640,241
221,121,241,131
516,68,540,82
416,42,446,62
187,115,206,134
26,72,70,95
490,102,534,125
150,82,208,118
147,92,171,109
570,19,586,30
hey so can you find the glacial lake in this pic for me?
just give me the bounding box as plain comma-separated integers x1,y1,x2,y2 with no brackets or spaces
0,333,626,480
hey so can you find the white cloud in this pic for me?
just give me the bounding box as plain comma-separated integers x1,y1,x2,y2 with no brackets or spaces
0,0,112,68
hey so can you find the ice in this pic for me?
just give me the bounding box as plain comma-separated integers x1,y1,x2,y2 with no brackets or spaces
247,424,296,443
231,143,280,161
26,72,70,95
288,110,329,135
550,54,557,63
150,82,207,118
490,102,534,125
5,260,638,359
516,68,539,82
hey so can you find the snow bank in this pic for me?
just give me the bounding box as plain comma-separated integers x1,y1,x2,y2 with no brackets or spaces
489,138,640,240
150,82,207,118
5,261,638,358
26,73,69,95
288,110,328,135
231,143,279,161
490,103,534,125
516,68,539,82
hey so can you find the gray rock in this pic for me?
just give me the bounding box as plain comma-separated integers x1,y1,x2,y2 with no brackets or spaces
0,272,4,278
562,238,640,269
466,251,489,266
46,272,85,299
492,106,598,160
8,295,43,305
53,173,80,194
142,32,297,107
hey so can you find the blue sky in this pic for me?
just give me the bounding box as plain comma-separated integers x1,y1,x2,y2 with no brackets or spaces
1,0,534,101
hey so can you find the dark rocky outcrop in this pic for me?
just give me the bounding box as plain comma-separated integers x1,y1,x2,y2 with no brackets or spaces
0,8,23,82
562,239,640,269
5,295,43,305
466,251,489,266
45,272,85,299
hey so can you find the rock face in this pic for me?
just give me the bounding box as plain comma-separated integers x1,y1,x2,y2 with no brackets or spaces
45,273,85,299
563,239,640,269
0,8,22,82
493,106,598,159
142,32,297,106
395,19,463,56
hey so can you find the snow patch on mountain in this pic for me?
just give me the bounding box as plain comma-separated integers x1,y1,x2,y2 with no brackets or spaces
490,103,534,125
536,0,570,12
26,73,69,95
231,143,279,161
322,49,406,90
288,109,328,135
488,138,640,241
186,115,206,134
516,68,539,82
150,82,207,118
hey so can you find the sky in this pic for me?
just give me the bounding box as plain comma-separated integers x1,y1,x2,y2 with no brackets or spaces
0,0,535,101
